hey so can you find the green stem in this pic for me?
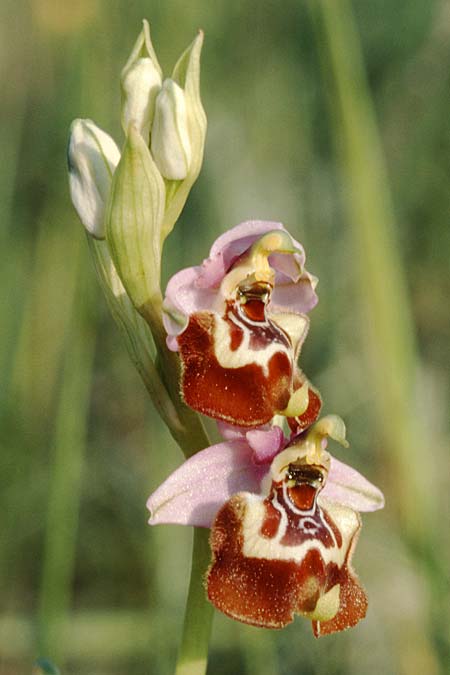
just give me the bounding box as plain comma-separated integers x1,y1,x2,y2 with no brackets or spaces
138,296,214,671
140,293,210,458
174,529,214,675
90,241,214,672
89,237,208,456
138,296,214,672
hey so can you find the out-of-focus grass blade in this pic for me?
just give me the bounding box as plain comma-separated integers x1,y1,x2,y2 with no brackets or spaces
37,245,96,663
240,624,279,675
33,658,61,675
9,223,81,429
310,1,442,672
311,0,434,543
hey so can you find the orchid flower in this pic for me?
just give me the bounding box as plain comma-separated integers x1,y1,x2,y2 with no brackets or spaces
147,416,384,636
163,220,322,428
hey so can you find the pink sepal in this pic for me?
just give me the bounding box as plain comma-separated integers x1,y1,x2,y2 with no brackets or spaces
146,440,268,528
322,457,385,512
147,438,384,529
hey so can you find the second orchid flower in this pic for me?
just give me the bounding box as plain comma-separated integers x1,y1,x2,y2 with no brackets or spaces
147,416,384,635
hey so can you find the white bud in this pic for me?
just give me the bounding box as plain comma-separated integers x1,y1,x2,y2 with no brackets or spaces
68,119,120,239
159,30,206,238
121,57,162,144
151,79,191,180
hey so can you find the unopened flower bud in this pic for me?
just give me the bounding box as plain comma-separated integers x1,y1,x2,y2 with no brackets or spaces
68,119,120,239
107,125,166,313
151,79,191,180
121,57,162,144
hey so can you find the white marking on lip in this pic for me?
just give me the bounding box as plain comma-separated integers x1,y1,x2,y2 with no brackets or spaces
240,492,359,567
212,312,292,377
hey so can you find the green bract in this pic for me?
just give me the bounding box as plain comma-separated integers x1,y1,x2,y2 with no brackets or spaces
106,124,165,312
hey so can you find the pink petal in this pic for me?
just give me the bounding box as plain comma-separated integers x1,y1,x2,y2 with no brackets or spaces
271,271,319,315
197,221,286,288
269,251,305,282
206,221,311,289
146,440,267,528
322,457,385,512
209,220,285,258
195,252,228,288
246,426,285,464
216,421,287,459
162,266,218,339
216,421,248,441
163,220,319,341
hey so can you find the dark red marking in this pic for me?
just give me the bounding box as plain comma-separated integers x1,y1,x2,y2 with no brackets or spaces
260,501,282,539
177,312,292,426
267,483,335,548
287,484,317,511
241,299,266,322
228,319,244,351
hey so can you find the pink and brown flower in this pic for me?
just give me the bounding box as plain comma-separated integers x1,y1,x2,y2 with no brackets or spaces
163,220,320,427
147,417,384,636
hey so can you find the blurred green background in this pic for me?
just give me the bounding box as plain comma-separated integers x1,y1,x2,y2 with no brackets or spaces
1,0,449,673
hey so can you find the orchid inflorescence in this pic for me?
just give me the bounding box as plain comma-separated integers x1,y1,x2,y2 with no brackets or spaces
68,21,383,642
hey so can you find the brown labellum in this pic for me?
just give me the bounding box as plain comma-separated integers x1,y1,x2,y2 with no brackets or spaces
176,281,321,426
177,304,294,426
206,464,367,635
